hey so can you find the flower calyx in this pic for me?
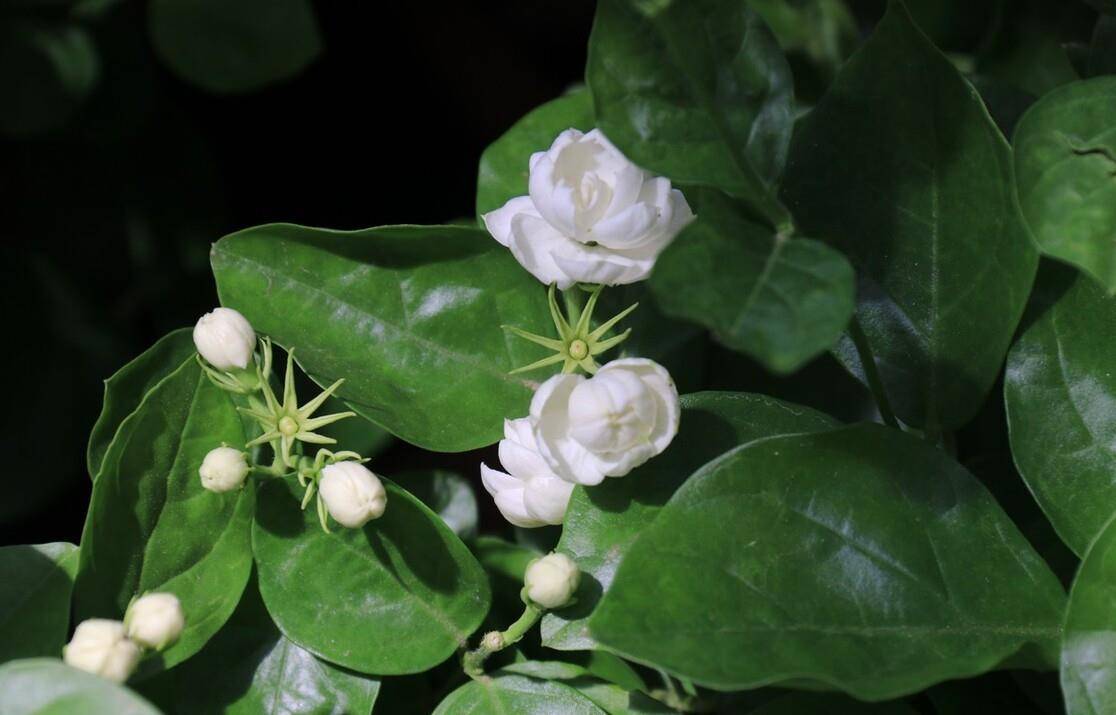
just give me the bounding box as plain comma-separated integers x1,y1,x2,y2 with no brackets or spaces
504,284,637,376
240,348,355,468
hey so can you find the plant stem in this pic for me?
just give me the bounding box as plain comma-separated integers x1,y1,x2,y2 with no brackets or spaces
461,603,542,679
847,315,900,429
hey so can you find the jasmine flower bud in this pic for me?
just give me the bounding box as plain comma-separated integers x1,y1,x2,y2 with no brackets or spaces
199,447,250,493
193,307,256,371
524,552,580,610
124,592,185,651
62,619,141,683
319,462,387,528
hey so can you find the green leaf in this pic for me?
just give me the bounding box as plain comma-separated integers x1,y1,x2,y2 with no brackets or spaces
1062,513,1116,715
476,90,594,220
589,424,1066,700
74,359,255,671
0,23,98,136
650,189,854,373
148,0,321,93
397,470,478,541
500,661,671,714
1005,264,1116,556
781,0,1038,431
542,391,837,650
974,0,1081,97
433,671,606,715
0,543,78,663
747,692,919,714
210,223,552,452
140,576,380,715
87,328,195,480
1014,76,1116,292
252,478,490,675
0,659,160,715
587,0,794,225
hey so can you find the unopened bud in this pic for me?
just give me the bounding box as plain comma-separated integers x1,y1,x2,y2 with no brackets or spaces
319,462,387,528
125,592,185,651
63,619,141,683
194,307,255,371
524,552,580,609
199,447,250,493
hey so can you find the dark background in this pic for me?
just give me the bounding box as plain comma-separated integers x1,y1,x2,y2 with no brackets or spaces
2,1,603,546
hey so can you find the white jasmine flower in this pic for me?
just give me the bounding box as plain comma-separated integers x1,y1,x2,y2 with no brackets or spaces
532,358,680,485
524,552,580,609
193,307,256,371
125,593,185,651
198,447,250,493
62,619,141,683
483,129,693,288
481,418,575,528
319,462,387,528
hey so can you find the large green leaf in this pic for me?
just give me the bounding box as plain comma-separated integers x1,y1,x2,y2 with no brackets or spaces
148,0,321,93
781,0,1038,432
141,576,380,715
0,659,160,715
87,328,195,479
74,359,255,671
1005,264,1116,556
1063,514,1116,715
587,0,794,225
1014,77,1116,292
433,671,606,715
0,543,78,663
210,224,552,452
542,391,837,650
252,478,490,675
650,188,854,373
589,424,1066,700
476,90,594,220
500,662,671,714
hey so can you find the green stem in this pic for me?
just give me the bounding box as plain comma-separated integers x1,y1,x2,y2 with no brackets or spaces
462,603,542,679
847,316,900,429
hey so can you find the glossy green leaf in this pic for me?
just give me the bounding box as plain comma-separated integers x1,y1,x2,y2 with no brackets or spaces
0,543,78,663
0,23,99,136
0,659,160,715
141,576,380,715
148,0,321,94
252,478,490,675
1063,513,1116,715
315,397,394,459
782,0,1038,431
1014,77,1116,292
1005,264,1116,556
476,90,594,219
587,0,794,225
396,470,478,541
433,671,606,715
500,662,671,714
589,424,1066,700
542,391,837,650
74,359,255,670
650,188,854,373
87,328,195,479
210,224,552,452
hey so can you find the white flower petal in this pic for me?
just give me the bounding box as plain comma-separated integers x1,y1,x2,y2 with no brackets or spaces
508,213,577,288
482,195,538,248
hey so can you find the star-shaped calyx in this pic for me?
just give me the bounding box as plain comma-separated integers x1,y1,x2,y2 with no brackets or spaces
504,284,637,375
241,349,355,468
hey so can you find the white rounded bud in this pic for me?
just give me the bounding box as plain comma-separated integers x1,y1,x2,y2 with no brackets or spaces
193,307,256,371
125,592,185,650
319,462,387,528
524,552,580,610
63,619,141,683
199,447,250,493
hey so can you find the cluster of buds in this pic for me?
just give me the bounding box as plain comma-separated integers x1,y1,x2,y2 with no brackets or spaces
192,307,388,532
63,592,184,683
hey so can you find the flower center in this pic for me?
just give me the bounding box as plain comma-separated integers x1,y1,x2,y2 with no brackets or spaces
278,416,299,436
568,339,589,360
